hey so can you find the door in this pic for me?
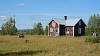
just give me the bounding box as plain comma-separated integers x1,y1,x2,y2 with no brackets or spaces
54,28,58,36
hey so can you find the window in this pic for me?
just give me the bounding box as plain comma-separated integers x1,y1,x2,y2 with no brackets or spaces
65,27,69,34
78,28,81,34
79,21,81,25
55,28,58,32
50,28,53,32
52,21,56,27
65,27,69,32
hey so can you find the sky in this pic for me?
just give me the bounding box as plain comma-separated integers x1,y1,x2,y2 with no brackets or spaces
0,0,100,29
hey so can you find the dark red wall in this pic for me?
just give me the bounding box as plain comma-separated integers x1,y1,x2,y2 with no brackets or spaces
65,26,73,36
48,20,59,36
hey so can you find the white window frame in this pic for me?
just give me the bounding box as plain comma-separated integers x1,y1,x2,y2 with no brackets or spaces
55,28,58,33
78,28,81,34
65,27,69,34
73,27,74,36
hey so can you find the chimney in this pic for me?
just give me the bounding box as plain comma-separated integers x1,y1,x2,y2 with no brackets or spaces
64,16,67,20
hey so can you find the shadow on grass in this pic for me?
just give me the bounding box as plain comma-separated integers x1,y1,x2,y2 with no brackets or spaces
0,50,48,56
0,41,9,43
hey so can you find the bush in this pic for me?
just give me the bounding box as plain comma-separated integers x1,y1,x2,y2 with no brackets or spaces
85,37,100,43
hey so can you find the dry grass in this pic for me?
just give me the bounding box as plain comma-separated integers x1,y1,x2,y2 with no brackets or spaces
0,35,100,56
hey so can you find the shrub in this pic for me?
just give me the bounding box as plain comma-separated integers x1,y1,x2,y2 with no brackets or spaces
25,40,29,43
85,37,100,43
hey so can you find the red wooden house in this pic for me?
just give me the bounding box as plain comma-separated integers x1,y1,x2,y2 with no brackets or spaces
48,16,86,36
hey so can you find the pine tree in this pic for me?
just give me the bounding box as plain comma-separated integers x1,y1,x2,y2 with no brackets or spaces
96,14,100,34
87,15,93,35
1,17,17,35
87,14,100,36
11,19,17,35
32,22,44,35
36,22,44,35
1,24,5,35
44,26,48,35
32,24,37,35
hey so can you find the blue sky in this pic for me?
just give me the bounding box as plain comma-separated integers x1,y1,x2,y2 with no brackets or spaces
0,0,100,29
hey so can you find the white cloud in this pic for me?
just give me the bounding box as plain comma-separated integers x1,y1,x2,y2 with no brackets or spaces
16,3,25,6
0,16,7,21
0,16,6,18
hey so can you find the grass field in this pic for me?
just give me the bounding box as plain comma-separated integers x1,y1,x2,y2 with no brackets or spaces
0,35,100,56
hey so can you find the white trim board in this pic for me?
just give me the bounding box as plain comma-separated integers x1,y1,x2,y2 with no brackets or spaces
73,27,74,36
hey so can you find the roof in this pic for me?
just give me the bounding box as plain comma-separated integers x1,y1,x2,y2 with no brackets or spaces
53,19,66,25
49,18,85,26
65,19,81,26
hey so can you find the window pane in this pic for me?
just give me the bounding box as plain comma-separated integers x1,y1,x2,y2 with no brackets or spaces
50,28,53,32
79,21,81,25
65,27,69,34
66,27,69,32
55,28,58,32
78,28,81,34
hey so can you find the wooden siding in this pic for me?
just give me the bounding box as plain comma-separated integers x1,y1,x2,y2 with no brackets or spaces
48,20,59,36
48,19,86,36
59,25,65,36
65,26,73,36
74,20,86,36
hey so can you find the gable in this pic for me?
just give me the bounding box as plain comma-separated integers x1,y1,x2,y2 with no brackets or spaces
66,19,86,26
48,19,65,25
48,19,58,25
48,20,59,28
75,19,86,26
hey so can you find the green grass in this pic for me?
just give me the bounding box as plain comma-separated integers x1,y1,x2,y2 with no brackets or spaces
0,35,100,56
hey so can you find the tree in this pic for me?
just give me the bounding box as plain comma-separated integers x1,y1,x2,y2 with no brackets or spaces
10,19,17,35
0,24,5,35
32,22,44,35
32,24,37,35
44,26,48,35
1,17,17,35
87,14,100,36
96,14,100,34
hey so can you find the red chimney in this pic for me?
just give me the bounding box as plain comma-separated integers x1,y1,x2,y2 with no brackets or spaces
64,16,67,20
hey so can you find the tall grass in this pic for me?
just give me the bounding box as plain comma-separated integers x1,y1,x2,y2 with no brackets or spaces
85,36,100,43
0,35,100,56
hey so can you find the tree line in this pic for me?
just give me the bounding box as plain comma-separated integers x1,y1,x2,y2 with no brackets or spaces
86,14,100,36
0,17,17,35
0,17,48,35
29,22,48,35
0,14,100,36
